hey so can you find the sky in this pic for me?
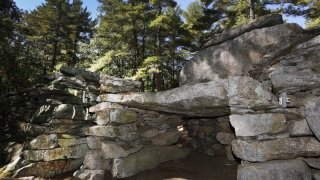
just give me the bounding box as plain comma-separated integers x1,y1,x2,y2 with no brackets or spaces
14,0,305,27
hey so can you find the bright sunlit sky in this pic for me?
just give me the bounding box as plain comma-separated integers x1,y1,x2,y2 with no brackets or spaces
14,0,306,27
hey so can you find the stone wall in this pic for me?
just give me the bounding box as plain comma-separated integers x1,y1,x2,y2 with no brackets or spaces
0,67,100,178
1,14,320,180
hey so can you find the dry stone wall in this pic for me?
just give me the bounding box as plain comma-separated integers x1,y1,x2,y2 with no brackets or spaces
1,14,320,180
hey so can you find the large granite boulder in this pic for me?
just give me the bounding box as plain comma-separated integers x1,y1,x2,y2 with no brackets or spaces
180,22,303,85
238,159,312,180
232,137,320,162
99,76,277,117
270,35,320,93
204,14,284,47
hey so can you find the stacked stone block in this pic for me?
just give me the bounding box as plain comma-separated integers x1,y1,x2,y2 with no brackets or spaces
186,117,235,159
2,67,100,178
75,76,191,179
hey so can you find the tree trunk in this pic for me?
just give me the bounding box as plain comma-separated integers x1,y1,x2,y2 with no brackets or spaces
248,0,255,20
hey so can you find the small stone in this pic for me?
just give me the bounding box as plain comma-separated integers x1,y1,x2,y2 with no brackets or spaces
101,140,142,159
216,132,235,145
87,136,108,150
27,134,59,150
95,110,110,125
73,169,106,180
289,119,313,136
109,109,137,124
84,150,111,170
151,129,181,146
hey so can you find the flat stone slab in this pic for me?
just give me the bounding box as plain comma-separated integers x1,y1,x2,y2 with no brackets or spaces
232,137,320,162
230,113,287,137
14,158,84,178
23,144,89,161
98,77,277,117
99,75,141,93
85,124,139,141
238,159,311,180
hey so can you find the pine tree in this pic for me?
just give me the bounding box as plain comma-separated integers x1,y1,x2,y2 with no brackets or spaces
25,0,95,71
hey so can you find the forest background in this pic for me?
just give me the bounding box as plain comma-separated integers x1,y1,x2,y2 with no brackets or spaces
0,0,319,92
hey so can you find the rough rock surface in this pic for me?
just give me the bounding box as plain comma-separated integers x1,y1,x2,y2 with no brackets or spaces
101,140,142,159
83,150,111,170
73,169,106,180
180,23,303,85
14,159,84,178
99,76,277,117
111,146,192,178
230,113,287,137
204,14,284,47
232,137,320,162
85,124,139,141
237,159,312,180
305,97,320,141
271,35,320,93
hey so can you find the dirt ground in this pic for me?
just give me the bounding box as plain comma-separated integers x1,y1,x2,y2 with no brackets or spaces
121,150,238,180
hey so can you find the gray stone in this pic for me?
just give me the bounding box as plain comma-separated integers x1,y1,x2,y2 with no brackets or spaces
230,113,287,137
85,124,139,141
303,158,320,170
112,145,192,178
87,136,108,150
216,132,235,145
89,102,123,113
99,77,277,117
180,23,303,85
290,119,313,136
84,150,111,170
23,144,89,161
305,97,320,141
99,75,141,93
204,14,284,47
73,170,106,180
58,138,87,147
232,137,320,162
271,36,320,93
138,127,159,139
109,109,137,124
101,140,142,159
53,104,87,120
14,158,83,178
152,129,181,146
60,66,100,83
19,123,88,137
27,134,59,150
95,110,110,125
237,159,312,180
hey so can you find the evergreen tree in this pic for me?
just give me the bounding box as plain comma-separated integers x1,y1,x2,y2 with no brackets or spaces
25,0,95,71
